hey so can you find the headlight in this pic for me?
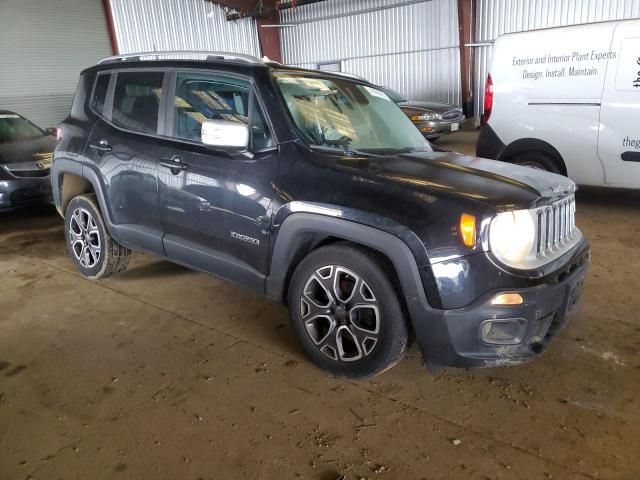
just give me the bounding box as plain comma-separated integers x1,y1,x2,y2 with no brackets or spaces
489,210,535,267
411,111,439,121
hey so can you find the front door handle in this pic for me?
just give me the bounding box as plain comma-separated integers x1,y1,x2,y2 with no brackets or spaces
621,151,640,162
160,156,188,173
88,139,112,153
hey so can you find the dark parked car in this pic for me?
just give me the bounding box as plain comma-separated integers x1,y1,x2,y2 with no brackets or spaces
380,86,466,140
0,111,56,210
52,52,589,377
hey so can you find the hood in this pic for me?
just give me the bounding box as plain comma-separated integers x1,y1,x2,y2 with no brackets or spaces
398,101,461,114
0,135,56,165
334,151,576,211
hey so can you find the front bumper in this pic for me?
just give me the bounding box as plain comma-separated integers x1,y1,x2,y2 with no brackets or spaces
414,240,590,369
0,176,53,211
412,116,466,139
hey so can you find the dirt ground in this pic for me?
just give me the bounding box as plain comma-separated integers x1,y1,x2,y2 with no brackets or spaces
1,131,639,480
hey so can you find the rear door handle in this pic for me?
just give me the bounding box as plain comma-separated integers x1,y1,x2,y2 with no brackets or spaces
621,151,640,162
160,156,188,172
88,139,112,153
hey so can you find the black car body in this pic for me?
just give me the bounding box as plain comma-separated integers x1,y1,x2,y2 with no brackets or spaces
0,111,55,210
51,53,589,374
380,87,466,139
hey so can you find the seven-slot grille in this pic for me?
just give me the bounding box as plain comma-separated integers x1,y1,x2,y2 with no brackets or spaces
536,196,576,256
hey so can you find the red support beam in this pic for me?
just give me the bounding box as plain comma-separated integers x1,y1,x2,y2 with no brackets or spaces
256,17,282,62
457,0,476,117
102,0,119,55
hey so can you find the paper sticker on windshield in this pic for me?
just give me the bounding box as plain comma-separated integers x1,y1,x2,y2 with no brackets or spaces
363,86,391,101
0,114,20,118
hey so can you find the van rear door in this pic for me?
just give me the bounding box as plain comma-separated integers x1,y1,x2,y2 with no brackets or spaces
598,20,640,187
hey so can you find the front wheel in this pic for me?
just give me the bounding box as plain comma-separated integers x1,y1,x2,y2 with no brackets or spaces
64,194,131,279
288,243,408,378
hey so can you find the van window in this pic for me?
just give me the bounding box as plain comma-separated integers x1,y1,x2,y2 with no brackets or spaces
172,72,273,148
91,73,111,115
112,72,164,133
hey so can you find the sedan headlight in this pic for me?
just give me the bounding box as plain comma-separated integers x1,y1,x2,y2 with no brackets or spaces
410,111,439,121
489,210,536,267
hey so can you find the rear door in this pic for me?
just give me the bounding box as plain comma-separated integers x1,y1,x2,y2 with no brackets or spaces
598,20,640,187
84,70,166,254
158,70,278,291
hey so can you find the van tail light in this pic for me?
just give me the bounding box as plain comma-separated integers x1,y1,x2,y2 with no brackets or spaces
481,74,493,125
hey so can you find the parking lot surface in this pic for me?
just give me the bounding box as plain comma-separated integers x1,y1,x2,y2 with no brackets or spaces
1,130,639,479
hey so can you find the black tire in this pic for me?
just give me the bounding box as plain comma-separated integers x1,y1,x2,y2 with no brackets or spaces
64,194,131,279
512,151,562,174
287,243,408,378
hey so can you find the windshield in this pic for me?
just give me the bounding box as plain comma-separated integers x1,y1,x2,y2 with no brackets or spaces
274,74,430,154
0,113,44,144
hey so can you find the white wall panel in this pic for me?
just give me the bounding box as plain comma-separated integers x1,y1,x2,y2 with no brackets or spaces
281,0,462,105
0,0,111,127
110,0,260,56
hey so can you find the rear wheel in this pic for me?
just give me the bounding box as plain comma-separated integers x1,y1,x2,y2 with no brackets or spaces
512,151,562,174
64,195,131,279
288,243,408,378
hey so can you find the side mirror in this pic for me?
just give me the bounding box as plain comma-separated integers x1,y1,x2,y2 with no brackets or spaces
201,119,248,149
45,127,57,136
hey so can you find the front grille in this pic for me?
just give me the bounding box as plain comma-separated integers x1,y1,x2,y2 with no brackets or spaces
536,196,576,256
441,109,462,120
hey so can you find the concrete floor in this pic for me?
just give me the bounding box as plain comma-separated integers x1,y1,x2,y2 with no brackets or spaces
1,131,639,480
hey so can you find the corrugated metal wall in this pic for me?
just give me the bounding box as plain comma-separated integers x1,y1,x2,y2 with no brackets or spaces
473,0,640,122
280,0,462,105
0,0,111,127
109,0,260,56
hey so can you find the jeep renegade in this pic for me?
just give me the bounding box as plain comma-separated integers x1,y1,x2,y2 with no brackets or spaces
52,51,590,377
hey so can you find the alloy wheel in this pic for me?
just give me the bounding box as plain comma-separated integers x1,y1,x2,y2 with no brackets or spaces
69,207,101,268
300,265,380,362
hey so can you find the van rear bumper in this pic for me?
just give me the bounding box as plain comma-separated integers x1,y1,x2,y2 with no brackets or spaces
476,124,505,160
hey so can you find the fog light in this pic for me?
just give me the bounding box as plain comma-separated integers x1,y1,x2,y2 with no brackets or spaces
420,126,435,133
480,318,526,345
491,292,524,306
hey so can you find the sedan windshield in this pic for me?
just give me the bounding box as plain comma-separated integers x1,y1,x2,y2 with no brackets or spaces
274,74,430,154
0,114,44,144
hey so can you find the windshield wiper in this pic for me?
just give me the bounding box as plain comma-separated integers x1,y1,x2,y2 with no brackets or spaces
309,144,373,157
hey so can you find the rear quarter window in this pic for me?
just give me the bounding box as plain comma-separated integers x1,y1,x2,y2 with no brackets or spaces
91,73,111,115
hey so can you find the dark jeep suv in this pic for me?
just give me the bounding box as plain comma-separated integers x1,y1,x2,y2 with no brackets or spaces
52,51,590,377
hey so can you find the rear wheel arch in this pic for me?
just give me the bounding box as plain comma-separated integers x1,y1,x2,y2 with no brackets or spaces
500,138,567,175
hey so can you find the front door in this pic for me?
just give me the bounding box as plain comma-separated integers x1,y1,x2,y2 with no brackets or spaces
85,70,166,254
158,71,277,291
598,20,640,187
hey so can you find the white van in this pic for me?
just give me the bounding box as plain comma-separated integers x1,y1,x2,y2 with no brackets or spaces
477,19,640,189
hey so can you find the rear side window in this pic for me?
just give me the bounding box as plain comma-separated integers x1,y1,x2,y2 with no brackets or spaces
112,71,164,134
91,73,110,115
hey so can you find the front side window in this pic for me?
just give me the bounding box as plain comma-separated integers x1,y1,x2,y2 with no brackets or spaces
0,113,44,144
274,73,430,154
172,72,273,149
112,71,163,133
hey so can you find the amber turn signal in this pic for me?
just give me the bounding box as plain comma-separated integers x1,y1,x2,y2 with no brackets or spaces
459,213,476,247
491,293,524,306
